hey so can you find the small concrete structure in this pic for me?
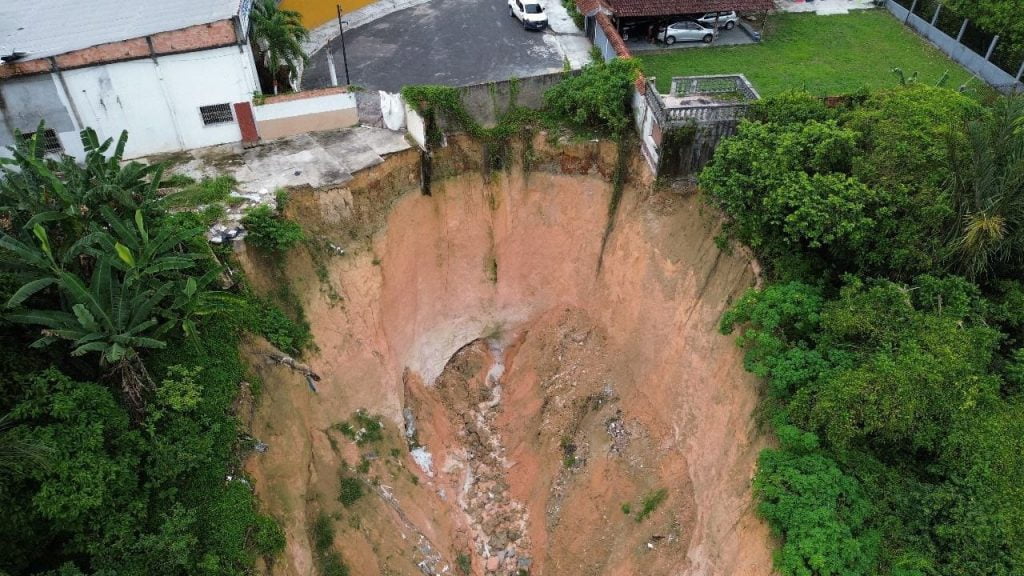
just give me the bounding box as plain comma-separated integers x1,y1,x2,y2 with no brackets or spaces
635,74,759,175
252,87,359,141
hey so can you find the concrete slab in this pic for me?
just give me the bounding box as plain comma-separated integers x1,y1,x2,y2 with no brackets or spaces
775,0,878,15
154,126,410,196
145,125,411,243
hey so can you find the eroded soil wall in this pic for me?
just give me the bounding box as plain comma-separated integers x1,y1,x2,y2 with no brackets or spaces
239,135,771,576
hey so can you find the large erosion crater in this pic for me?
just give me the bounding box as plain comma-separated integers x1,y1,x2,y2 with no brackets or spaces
239,136,771,576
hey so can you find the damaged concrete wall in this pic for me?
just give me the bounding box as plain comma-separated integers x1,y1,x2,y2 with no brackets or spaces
442,71,574,129
0,74,78,155
1,44,259,160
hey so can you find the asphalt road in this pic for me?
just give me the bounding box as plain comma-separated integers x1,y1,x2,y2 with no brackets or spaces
303,0,572,92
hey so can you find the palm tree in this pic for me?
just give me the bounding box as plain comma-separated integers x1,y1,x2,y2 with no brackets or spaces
947,96,1024,280
250,0,310,94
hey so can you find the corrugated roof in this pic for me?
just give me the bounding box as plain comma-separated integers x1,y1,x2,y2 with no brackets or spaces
0,0,241,62
608,0,773,17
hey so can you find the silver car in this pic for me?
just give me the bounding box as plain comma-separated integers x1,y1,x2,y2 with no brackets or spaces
658,21,714,45
696,11,739,30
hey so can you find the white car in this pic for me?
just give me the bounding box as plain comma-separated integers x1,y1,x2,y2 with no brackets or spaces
695,11,739,30
658,21,715,45
508,0,548,30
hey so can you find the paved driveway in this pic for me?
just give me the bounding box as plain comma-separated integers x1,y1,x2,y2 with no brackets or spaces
303,0,591,92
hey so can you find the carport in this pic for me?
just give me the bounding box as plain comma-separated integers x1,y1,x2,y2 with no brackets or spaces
582,0,773,47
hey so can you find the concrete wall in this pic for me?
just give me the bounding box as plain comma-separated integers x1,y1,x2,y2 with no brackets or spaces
886,1,1023,93
1,44,259,160
253,89,358,141
594,18,619,62
444,72,572,129
633,89,660,173
0,74,78,152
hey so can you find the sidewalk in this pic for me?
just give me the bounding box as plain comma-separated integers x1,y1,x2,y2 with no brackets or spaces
775,0,878,15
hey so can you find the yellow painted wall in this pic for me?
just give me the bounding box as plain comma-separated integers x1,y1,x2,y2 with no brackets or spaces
281,0,378,29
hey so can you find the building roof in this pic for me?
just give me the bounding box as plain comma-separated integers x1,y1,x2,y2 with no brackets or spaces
606,0,773,17
0,0,242,62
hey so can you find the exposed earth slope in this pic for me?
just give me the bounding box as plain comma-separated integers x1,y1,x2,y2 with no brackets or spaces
239,136,771,576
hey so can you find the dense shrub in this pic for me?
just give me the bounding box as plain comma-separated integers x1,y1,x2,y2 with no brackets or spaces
713,89,1024,576
544,58,640,136
242,204,305,252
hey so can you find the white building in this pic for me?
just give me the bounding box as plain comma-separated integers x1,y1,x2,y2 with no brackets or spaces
0,0,262,159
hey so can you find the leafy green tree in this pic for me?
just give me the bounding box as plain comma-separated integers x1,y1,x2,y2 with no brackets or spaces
544,58,640,136
754,425,878,576
250,0,310,94
720,282,830,398
841,86,981,276
746,90,834,125
701,118,882,272
714,89,1024,576
936,399,1024,575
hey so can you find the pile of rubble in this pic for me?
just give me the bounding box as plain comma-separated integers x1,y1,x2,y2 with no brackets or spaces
206,187,279,245
455,342,534,575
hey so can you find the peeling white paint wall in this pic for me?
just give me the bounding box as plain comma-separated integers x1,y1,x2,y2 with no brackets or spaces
1,44,259,160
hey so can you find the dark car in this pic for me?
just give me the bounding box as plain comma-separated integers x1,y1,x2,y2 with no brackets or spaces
618,19,657,41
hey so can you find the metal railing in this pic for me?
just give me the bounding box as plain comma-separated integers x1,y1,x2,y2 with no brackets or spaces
665,104,750,123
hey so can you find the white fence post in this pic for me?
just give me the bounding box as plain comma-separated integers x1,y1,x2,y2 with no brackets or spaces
956,18,968,42
905,0,917,23
930,3,941,25
985,35,999,61
1016,59,1024,82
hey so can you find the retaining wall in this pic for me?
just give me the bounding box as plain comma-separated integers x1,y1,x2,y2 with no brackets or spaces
885,1,1023,93
441,71,572,128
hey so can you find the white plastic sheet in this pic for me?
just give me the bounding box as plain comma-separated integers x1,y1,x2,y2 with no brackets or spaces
380,90,406,131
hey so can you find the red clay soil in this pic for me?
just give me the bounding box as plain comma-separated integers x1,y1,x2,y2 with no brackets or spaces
239,136,772,576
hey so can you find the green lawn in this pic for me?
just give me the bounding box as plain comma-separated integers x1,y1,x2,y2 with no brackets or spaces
639,10,978,96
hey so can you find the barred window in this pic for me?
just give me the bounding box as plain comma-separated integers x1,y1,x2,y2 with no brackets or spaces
20,129,64,155
199,103,234,125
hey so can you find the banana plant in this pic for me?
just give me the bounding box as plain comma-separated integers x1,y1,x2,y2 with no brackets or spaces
1,127,233,416
0,125,165,275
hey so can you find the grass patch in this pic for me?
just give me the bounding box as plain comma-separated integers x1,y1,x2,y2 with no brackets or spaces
311,512,335,553
639,11,976,96
162,175,237,208
339,476,364,507
334,410,385,446
635,488,668,522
